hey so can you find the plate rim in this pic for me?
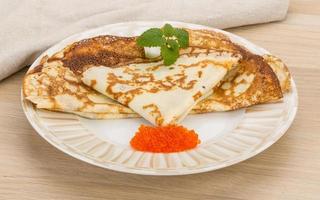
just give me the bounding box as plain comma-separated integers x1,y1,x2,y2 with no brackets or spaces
21,20,299,175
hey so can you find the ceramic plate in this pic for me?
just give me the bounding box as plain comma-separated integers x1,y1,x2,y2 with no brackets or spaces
22,21,298,175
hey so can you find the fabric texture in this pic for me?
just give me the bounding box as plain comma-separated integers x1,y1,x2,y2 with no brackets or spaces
0,0,289,81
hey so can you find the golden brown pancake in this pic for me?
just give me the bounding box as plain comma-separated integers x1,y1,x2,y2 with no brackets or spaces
192,54,283,112
24,35,150,115
30,35,150,75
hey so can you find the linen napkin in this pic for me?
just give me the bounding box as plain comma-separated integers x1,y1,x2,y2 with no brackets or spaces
0,0,289,81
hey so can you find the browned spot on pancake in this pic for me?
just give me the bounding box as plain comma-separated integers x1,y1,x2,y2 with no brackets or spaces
39,55,49,65
146,64,161,72
47,57,61,63
198,71,203,78
143,104,164,125
28,55,49,74
193,91,202,101
29,64,44,74
189,47,196,54
90,80,97,87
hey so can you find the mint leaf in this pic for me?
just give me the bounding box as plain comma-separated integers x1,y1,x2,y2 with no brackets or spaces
161,40,179,66
137,28,165,47
162,24,175,37
137,24,189,66
166,39,179,50
175,28,189,48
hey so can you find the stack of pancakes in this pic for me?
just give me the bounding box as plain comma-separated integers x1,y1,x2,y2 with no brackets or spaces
23,29,291,126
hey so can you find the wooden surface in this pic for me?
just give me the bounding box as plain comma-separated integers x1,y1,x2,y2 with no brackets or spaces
1,1,320,199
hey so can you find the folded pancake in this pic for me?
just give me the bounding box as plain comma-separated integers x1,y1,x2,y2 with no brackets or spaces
24,63,133,114
24,29,289,119
185,29,284,112
192,54,283,112
184,29,290,94
23,35,150,116
48,35,150,74
81,48,242,125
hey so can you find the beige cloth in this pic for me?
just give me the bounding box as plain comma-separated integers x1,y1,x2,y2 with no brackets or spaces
0,0,289,81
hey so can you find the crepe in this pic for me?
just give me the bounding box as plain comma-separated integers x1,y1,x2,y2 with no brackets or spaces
48,35,149,74
24,63,133,114
82,48,242,125
23,35,150,116
24,29,289,120
184,29,284,112
192,54,283,112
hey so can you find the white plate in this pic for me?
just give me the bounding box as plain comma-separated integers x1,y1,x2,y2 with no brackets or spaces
22,21,298,175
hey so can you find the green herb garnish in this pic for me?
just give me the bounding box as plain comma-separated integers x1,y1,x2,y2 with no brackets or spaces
137,24,189,66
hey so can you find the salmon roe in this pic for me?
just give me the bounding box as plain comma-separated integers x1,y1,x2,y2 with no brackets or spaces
130,124,200,153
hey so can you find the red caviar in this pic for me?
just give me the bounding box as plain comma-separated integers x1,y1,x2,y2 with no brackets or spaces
130,124,200,153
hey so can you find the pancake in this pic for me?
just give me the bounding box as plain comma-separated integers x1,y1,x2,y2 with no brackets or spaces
47,35,149,74
24,35,150,115
24,29,289,119
186,29,284,112
82,48,242,125
24,64,133,114
192,54,283,112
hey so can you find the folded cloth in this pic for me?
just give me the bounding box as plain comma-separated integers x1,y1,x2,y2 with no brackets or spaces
0,0,289,81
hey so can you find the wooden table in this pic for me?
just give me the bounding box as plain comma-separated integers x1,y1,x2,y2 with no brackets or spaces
1,1,319,199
